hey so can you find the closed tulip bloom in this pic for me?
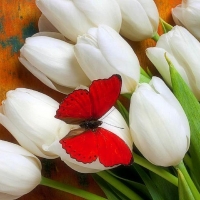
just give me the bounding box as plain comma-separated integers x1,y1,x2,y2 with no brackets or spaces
0,140,41,200
74,25,140,93
129,77,190,167
146,26,200,100
0,88,71,158
44,108,133,173
172,0,200,40
19,33,90,94
36,0,122,42
115,0,159,41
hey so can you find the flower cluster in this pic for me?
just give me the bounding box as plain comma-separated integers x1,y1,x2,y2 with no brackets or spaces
1,0,200,199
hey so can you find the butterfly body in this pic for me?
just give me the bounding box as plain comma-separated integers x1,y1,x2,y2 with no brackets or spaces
80,120,102,130
55,74,133,167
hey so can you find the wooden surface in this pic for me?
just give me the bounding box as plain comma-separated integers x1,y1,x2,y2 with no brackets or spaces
0,0,181,199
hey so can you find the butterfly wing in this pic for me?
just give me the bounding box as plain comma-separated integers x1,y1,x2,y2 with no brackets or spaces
55,89,92,124
60,129,98,163
60,127,133,167
96,127,133,167
89,74,122,119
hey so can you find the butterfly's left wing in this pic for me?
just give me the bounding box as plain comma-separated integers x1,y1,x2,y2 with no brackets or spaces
60,129,98,163
55,89,93,124
89,74,122,119
60,127,133,167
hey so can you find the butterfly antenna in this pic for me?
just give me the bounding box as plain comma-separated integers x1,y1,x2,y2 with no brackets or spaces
100,107,115,121
103,121,124,129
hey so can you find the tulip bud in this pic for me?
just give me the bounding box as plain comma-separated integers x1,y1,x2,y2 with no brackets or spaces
146,26,200,100
115,0,159,41
74,25,140,93
0,140,41,199
0,88,71,158
36,0,122,42
19,33,90,94
44,108,133,173
129,77,190,166
172,0,200,40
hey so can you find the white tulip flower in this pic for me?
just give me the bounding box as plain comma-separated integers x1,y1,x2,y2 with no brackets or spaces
74,25,140,94
129,77,190,167
115,0,159,41
146,26,200,100
172,0,200,40
0,88,71,158
0,140,41,200
19,33,90,94
36,0,122,42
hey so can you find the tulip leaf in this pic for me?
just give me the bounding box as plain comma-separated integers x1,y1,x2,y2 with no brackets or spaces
149,171,178,200
116,100,129,125
168,58,200,188
177,169,195,200
160,18,173,33
93,174,129,200
134,164,164,200
107,170,151,199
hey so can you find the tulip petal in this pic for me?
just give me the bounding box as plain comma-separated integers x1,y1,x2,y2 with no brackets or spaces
73,0,122,32
130,77,190,166
97,25,140,82
19,57,74,94
146,47,190,87
38,14,59,33
172,5,185,26
0,113,57,159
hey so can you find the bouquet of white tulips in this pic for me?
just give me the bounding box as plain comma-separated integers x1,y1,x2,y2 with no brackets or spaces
1,0,200,199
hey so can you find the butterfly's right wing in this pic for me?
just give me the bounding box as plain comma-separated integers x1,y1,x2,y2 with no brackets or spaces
55,89,92,124
89,74,122,119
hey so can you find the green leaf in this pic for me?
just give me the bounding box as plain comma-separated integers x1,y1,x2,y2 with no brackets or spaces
134,164,164,200
177,169,195,200
116,100,129,125
107,170,150,199
149,171,178,200
160,18,173,33
93,174,124,200
168,58,200,187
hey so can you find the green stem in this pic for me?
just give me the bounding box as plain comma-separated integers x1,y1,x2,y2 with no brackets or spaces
176,161,200,200
134,153,178,186
183,154,192,170
97,171,143,200
152,32,160,42
40,176,107,200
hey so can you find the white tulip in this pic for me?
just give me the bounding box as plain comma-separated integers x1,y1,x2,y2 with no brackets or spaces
36,0,122,42
129,77,190,166
0,140,41,200
115,0,159,41
172,0,200,40
74,25,140,94
19,33,90,94
44,108,133,173
0,88,71,158
146,26,200,100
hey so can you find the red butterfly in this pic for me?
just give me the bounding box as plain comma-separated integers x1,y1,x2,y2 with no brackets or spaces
55,74,133,167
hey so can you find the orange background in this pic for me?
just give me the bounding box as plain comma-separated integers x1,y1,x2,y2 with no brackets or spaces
0,0,181,199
